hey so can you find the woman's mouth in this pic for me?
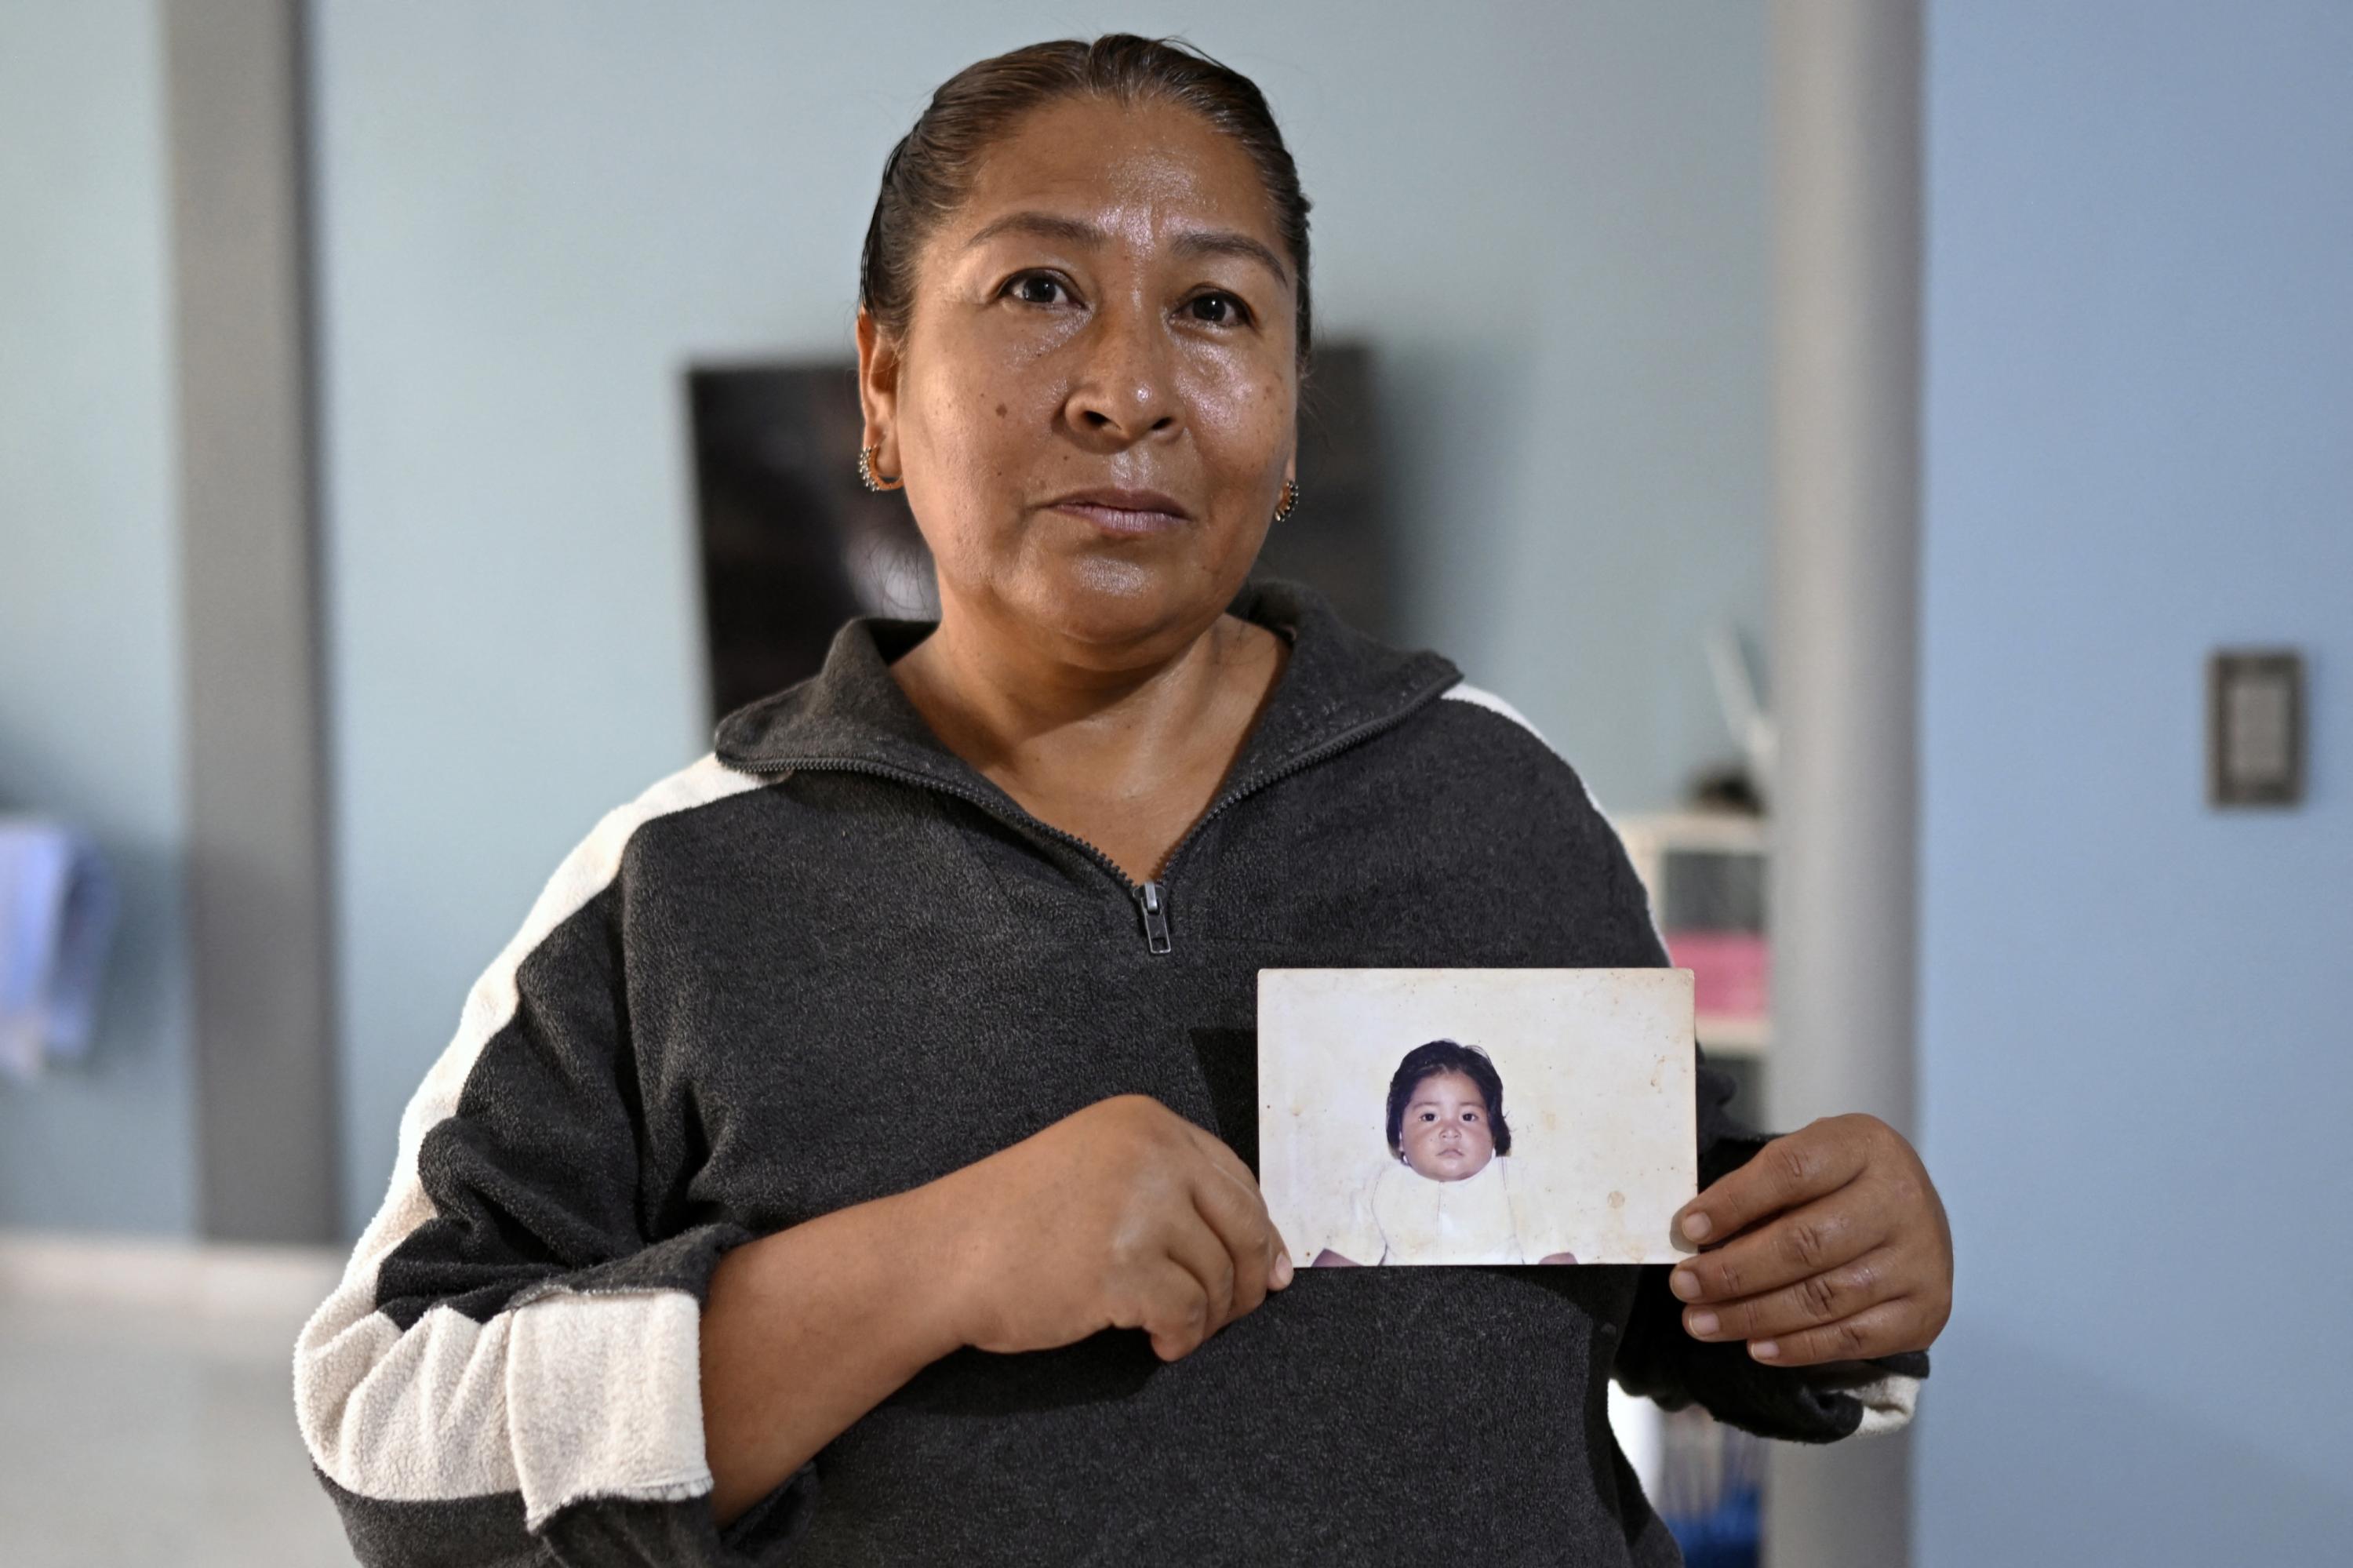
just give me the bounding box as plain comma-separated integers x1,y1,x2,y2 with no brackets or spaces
1046,487,1191,537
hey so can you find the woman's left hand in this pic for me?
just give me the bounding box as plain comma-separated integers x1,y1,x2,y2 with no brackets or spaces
1667,1114,1951,1368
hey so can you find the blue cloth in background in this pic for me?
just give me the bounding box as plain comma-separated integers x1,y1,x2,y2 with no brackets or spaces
1665,1482,1762,1568
0,817,118,1080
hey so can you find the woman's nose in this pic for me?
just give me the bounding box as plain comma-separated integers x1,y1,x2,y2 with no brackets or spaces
1064,297,1180,446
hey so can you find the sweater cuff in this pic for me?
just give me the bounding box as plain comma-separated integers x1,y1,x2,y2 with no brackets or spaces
501,1222,755,1530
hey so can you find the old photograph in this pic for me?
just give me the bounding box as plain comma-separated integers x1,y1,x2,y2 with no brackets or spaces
1259,968,1699,1267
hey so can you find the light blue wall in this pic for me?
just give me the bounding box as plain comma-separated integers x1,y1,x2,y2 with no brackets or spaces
310,1,1774,1231
1918,2,2353,1559
0,0,196,1234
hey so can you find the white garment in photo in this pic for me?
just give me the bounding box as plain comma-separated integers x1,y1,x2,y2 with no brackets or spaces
1325,1154,1534,1265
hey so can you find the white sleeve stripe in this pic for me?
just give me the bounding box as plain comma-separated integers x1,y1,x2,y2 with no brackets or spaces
1439,678,1550,744
1439,681,1610,818
1439,682,1667,953
1849,1372,1923,1437
295,754,766,1511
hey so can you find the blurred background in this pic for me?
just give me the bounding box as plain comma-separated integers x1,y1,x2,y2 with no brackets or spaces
2,1,2346,1564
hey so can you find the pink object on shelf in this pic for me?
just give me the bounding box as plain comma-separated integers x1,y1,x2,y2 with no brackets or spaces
1662,930,1770,1020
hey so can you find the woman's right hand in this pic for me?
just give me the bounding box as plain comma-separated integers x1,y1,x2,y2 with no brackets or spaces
916,1093,1293,1362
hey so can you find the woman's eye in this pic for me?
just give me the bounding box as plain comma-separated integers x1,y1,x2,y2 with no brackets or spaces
1006,273,1068,307
1420,1111,1435,1122
1464,1111,1481,1122
1184,292,1248,326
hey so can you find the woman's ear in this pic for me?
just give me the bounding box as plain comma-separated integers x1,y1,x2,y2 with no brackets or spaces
855,307,902,476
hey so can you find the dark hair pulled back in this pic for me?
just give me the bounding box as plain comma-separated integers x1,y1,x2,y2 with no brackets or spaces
859,34,1313,366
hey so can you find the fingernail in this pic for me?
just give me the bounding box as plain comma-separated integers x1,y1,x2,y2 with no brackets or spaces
1751,1340,1780,1361
1271,1253,1295,1289
1688,1310,1719,1337
1682,1212,1713,1242
1669,1268,1702,1301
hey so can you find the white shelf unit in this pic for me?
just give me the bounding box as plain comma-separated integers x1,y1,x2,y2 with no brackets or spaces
1613,810,1771,1060
1608,809,1774,1536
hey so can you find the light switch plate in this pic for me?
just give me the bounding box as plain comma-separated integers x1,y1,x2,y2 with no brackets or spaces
2208,649,2304,807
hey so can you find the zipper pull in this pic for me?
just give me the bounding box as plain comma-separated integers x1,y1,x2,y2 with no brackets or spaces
1139,880,1173,955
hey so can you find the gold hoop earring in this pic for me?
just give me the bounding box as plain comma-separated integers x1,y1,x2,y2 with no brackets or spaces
857,444,904,493
1271,478,1301,523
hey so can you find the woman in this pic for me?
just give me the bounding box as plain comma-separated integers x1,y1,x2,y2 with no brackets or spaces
296,35,1951,1566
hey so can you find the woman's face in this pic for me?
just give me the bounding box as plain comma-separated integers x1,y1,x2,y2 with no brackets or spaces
858,95,1300,661
1398,1070,1497,1182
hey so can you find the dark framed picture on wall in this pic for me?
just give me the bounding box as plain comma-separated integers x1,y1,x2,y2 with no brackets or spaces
685,344,1394,719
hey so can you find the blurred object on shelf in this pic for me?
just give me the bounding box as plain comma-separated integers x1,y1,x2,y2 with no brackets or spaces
0,817,119,1082
1686,762,1763,815
1705,623,1773,810
1655,1402,1763,1566
1666,929,1770,1023
1616,811,1770,1058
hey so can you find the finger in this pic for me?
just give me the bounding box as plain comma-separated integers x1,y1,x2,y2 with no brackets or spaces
1185,1161,1278,1319
1182,1123,1276,1234
1747,1297,1930,1368
1181,1119,1259,1193
1182,1124,1289,1290
1112,1259,1214,1362
1676,1119,1871,1246
1667,1190,1882,1305
1682,1245,1901,1344
1160,1200,1242,1333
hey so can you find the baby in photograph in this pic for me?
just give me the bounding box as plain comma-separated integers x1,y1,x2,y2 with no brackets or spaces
1311,1039,1577,1267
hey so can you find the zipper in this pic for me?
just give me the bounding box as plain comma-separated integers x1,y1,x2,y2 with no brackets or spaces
1139,881,1172,955
733,673,1452,956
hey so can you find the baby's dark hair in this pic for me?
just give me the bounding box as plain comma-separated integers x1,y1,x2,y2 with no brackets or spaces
1384,1040,1512,1157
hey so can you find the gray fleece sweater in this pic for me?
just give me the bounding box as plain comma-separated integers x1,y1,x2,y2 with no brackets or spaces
295,578,1923,1566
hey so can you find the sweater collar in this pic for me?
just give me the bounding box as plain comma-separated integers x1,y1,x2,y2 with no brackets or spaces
711,577,1462,799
